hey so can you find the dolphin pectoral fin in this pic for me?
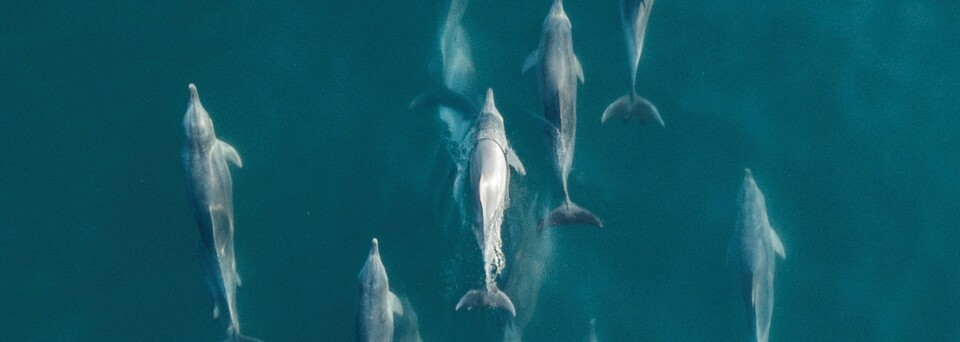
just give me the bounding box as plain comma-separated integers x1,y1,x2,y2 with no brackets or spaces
769,226,785,259
410,88,477,115
538,201,603,231
506,148,526,176
573,55,584,83
601,94,663,126
213,305,220,319
389,291,404,316
217,140,243,168
522,49,540,74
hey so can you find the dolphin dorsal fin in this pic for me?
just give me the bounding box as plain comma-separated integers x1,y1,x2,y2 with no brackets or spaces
217,140,243,168
573,55,584,83
769,225,785,259
389,291,404,316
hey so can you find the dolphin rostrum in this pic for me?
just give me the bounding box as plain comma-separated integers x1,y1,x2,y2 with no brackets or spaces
182,84,261,342
523,0,603,231
357,238,404,342
730,169,785,342
602,0,663,126
456,89,525,317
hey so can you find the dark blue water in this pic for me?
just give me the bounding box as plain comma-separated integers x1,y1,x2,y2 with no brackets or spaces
2,1,959,340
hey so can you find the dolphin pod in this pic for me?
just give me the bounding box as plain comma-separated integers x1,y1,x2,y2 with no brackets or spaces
602,0,663,126
524,0,603,231
730,169,786,342
182,84,261,342
176,1,798,341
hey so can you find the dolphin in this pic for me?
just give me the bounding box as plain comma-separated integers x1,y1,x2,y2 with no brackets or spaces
729,169,786,342
523,0,603,231
357,238,404,342
410,0,478,211
602,0,663,126
182,84,261,342
455,89,525,317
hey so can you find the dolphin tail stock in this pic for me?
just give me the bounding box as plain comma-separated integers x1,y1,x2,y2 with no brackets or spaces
409,87,477,116
538,201,603,232
224,328,262,342
224,335,262,342
601,92,663,126
455,287,517,317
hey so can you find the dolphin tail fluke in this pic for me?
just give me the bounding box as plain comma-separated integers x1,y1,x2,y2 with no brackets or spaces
409,87,477,115
601,93,663,126
455,288,517,317
538,201,603,232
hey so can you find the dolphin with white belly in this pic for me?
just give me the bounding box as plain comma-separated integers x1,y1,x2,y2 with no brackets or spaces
523,0,602,230
729,169,786,342
602,0,663,126
357,238,404,342
182,84,261,342
455,89,524,317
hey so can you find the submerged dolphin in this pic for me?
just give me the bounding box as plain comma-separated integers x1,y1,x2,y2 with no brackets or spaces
410,0,478,207
456,89,525,317
182,84,261,342
588,318,598,342
357,238,404,342
523,0,602,230
730,169,786,342
602,0,663,125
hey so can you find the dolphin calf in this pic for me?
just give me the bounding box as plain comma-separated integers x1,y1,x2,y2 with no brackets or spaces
729,169,786,342
456,89,524,317
523,0,602,230
182,84,261,342
357,238,404,342
602,0,663,126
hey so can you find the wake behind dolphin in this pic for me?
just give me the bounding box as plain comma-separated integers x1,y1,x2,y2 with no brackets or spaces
602,0,663,126
729,169,786,342
524,0,603,231
182,84,261,342
456,89,525,317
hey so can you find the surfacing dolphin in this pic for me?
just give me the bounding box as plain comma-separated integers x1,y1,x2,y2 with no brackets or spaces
410,0,478,209
357,238,404,342
729,169,785,342
182,84,261,342
456,89,525,317
523,0,602,231
602,0,663,126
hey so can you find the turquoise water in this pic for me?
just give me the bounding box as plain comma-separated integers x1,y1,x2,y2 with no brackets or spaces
2,1,960,341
